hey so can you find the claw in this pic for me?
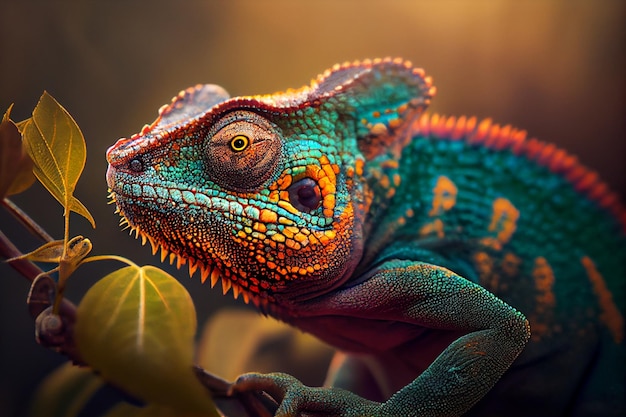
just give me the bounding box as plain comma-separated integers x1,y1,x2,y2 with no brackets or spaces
230,372,380,417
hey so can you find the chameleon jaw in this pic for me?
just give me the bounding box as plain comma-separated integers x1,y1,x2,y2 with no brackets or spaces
108,190,272,311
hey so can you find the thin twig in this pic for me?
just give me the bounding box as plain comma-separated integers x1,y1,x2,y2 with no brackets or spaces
2,197,54,242
0,229,43,283
2,227,273,416
194,367,276,417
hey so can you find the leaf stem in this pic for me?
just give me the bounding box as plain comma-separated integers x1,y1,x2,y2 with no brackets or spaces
53,202,72,315
81,254,138,268
63,202,70,258
1,197,54,242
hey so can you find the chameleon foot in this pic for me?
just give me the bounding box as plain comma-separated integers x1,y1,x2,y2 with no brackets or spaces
230,372,382,417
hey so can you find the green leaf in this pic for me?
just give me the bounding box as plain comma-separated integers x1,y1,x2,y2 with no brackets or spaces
21,92,95,227
0,119,35,197
75,265,218,416
28,362,104,417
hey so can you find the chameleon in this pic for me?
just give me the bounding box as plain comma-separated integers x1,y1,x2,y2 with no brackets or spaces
106,58,625,416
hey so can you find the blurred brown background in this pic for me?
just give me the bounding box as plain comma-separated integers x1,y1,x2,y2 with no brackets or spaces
1,1,624,416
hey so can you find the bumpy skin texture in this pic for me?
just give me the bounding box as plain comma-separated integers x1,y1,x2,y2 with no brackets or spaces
106,58,626,416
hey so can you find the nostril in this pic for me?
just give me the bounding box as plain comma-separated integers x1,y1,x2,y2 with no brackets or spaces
129,158,144,172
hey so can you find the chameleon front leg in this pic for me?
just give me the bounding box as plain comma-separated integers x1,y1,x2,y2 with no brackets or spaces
232,261,530,417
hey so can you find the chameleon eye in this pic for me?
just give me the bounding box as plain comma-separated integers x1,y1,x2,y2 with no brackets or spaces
288,178,321,213
229,135,249,152
205,111,283,192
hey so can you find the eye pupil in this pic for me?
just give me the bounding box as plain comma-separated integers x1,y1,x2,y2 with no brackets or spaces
230,135,249,152
287,178,322,213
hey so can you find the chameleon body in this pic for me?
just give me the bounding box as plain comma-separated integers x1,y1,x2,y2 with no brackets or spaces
106,58,626,416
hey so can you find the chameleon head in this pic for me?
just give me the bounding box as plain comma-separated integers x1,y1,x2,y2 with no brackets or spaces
106,58,435,309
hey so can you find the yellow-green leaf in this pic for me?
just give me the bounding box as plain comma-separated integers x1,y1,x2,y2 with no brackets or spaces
197,309,334,384
75,265,218,416
69,194,96,227
28,362,104,417
57,236,93,292
21,92,95,227
32,92,85,192
10,239,65,263
15,117,31,132
2,103,14,122
0,119,35,197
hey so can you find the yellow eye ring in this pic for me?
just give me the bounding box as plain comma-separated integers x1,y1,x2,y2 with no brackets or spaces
230,135,249,152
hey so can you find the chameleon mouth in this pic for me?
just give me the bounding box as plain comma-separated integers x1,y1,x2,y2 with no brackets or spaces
107,189,272,311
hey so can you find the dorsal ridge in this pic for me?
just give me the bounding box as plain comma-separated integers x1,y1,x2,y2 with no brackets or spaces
414,113,626,233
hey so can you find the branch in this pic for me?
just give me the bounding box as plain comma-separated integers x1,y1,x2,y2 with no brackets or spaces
2,197,54,243
1,228,276,416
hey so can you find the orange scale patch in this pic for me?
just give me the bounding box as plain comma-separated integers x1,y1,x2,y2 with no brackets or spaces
323,194,336,217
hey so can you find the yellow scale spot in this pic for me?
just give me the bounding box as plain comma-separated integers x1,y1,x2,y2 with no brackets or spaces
320,162,338,218
532,257,556,307
278,216,294,225
271,233,286,243
529,256,557,342
380,160,399,169
582,256,624,344
473,251,498,290
259,209,278,224
428,175,458,217
268,190,280,201
501,252,522,277
388,118,402,130
419,218,445,239
488,197,519,246
355,159,365,176
322,163,335,180
282,226,299,239
323,194,336,218
285,239,301,250
315,229,338,246
370,123,388,136
319,176,332,190
380,175,391,189
277,200,301,215
277,174,293,189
